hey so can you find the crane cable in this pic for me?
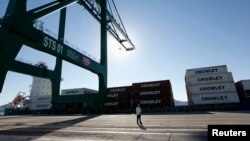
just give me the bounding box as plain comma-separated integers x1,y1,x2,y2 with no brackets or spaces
75,7,85,47
110,0,128,36
107,0,118,37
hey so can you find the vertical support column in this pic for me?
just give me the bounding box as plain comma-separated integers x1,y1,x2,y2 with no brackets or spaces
0,71,7,93
51,7,66,101
0,36,22,92
99,0,107,98
50,7,65,113
0,32,23,93
51,58,62,97
0,0,27,93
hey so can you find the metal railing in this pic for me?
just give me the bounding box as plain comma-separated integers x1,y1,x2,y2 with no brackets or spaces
33,22,100,63
15,58,53,70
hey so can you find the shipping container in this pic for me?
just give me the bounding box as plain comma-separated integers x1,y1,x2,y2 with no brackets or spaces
241,80,250,90
106,86,131,100
131,89,173,99
131,95,173,102
187,82,237,95
132,80,174,101
191,92,240,105
131,98,174,108
235,80,250,99
107,86,132,93
133,84,172,92
186,72,234,85
132,80,171,89
61,88,98,95
131,95,174,107
185,65,228,78
106,92,130,100
104,99,130,109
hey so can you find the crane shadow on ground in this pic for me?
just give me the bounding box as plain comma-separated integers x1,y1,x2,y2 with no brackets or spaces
0,115,100,141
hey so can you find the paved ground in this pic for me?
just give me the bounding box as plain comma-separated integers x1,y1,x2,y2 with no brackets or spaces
0,111,250,141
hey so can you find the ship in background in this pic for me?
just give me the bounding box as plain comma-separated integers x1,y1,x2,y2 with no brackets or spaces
4,62,99,115
4,62,52,115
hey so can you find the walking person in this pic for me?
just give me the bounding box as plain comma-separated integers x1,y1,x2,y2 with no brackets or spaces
136,104,143,125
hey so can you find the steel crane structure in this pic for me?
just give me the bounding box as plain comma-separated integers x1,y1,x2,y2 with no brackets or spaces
0,0,135,113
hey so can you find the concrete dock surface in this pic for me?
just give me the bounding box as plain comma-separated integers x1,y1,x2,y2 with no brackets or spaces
0,111,250,141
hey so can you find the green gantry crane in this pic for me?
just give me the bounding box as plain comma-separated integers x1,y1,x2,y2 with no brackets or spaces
0,0,135,114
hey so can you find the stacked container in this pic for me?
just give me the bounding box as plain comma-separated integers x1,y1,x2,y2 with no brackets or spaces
235,80,250,100
61,88,98,95
131,80,175,108
104,86,131,110
185,65,240,105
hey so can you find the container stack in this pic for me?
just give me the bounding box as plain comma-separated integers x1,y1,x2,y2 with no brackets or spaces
104,86,131,110
131,80,175,108
235,80,250,100
61,88,98,96
185,65,240,105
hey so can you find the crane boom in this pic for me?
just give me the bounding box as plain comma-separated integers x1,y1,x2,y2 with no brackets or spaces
78,0,135,51
27,0,135,50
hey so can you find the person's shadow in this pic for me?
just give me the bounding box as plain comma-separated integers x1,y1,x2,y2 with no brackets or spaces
137,123,147,130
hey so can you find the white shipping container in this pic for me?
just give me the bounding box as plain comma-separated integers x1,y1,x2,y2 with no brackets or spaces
191,92,240,105
30,95,51,103
186,65,228,78
188,82,237,95
186,72,234,85
242,80,250,90
61,88,86,95
61,88,98,95
30,102,51,110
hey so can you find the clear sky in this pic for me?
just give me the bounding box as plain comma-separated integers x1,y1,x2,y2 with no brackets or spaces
1,0,250,106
